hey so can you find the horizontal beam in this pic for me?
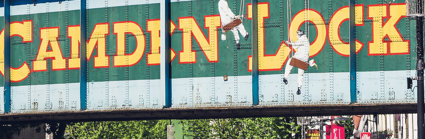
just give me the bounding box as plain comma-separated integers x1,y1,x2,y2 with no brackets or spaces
0,103,419,123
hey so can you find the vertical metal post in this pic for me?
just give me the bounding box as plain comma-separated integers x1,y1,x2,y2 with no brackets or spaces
349,0,357,103
80,0,87,110
167,125,174,139
416,0,424,137
3,0,10,113
251,0,259,106
161,0,172,108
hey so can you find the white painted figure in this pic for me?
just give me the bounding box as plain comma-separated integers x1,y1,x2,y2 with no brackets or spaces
283,30,316,95
218,0,249,49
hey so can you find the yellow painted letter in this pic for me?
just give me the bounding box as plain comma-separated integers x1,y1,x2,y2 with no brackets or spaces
0,20,33,82
368,4,409,55
113,21,145,67
328,5,364,57
33,27,66,71
178,16,221,63
146,19,176,65
289,9,327,57
248,2,291,71
67,25,80,69
67,23,110,68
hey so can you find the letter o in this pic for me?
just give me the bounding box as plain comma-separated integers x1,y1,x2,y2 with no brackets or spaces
289,9,327,57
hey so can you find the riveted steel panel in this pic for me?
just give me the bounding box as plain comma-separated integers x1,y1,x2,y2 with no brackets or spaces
0,0,420,118
170,0,252,108
85,0,162,110
9,0,81,113
257,0,352,105
355,0,417,104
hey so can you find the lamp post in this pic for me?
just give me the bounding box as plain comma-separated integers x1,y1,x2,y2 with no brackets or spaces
416,0,424,138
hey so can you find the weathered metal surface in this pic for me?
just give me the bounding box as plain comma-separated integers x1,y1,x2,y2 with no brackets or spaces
0,0,419,120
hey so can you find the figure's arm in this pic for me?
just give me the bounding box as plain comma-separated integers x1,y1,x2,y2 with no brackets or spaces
285,40,303,49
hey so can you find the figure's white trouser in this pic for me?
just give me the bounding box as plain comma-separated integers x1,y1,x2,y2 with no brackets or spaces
284,58,305,88
230,23,247,43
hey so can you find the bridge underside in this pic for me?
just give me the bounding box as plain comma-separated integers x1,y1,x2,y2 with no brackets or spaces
0,103,418,123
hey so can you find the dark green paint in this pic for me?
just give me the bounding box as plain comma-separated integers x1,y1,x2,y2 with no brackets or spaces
3,0,416,86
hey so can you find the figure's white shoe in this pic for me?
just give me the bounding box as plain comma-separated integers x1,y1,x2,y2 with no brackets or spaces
221,33,226,40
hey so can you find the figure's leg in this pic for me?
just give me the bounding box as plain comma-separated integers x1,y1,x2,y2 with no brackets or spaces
231,28,240,42
296,68,305,95
297,68,305,88
284,59,293,79
283,58,293,85
236,24,248,36
235,24,249,40
231,28,240,49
